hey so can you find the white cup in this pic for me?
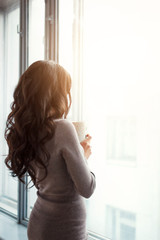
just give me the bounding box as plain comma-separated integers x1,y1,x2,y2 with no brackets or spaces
72,121,87,142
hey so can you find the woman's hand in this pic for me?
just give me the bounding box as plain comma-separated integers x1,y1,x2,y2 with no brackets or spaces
80,134,92,159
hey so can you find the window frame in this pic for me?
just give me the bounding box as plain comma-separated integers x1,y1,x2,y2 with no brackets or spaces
17,0,60,226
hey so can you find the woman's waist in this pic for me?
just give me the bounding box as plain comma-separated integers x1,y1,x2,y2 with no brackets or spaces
32,191,86,220
36,189,81,203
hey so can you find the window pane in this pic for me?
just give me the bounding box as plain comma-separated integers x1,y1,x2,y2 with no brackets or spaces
28,0,45,65
26,0,45,219
59,0,84,120
59,0,73,74
0,3,20,215
83,0,160,239
59,0,74,120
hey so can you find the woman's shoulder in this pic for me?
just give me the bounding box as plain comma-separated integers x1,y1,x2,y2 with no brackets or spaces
54,119,75,134
54,119,79,146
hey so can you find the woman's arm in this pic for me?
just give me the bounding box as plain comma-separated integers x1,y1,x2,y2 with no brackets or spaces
59,120,96,198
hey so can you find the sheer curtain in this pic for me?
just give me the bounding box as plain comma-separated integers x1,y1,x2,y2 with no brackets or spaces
83,0,160,239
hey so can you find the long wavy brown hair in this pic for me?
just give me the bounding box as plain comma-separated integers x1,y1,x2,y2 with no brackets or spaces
5,60,72,188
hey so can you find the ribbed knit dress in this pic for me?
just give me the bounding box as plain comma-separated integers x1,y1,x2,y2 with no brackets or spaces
27,119,96,240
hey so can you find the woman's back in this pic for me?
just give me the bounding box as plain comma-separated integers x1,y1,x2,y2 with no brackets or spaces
27,119,96,240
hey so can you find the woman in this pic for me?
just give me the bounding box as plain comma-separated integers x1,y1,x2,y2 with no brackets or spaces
5,60,96,240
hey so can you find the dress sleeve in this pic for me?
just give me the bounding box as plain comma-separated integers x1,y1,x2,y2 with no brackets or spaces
59,120,96,198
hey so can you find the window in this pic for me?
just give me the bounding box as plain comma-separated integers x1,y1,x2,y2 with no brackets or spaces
0,0,20,216
28,0,45,65
83,0,160,239
59,0,73,75
59,0,84,121
106,206,136,240
86,204,136,240
59,0,74,120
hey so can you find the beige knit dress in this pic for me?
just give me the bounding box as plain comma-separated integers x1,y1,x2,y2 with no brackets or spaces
27,119,96,240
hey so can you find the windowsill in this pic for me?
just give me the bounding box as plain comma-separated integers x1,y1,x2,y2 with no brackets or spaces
88,231,111,240
0,212,27,240
0,197,17,215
